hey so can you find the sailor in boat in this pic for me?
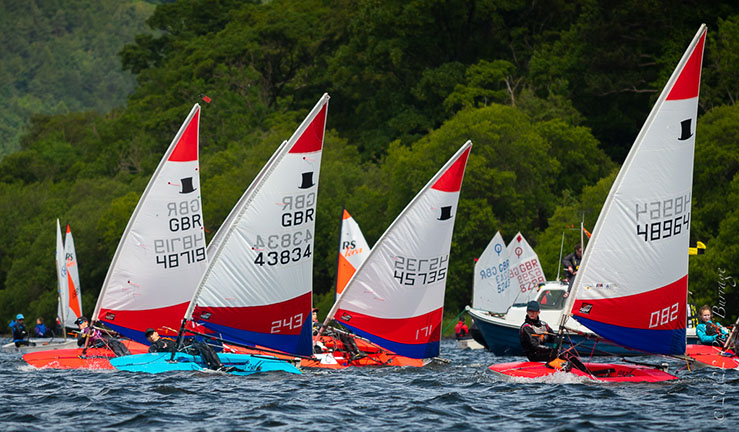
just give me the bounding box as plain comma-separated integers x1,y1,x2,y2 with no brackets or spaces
455,318,470,340
519,301,587,372
75,316,130,357
144,328,177,353
144,327,231,371
34,317,50,338
561,244,581,297
9,314,33,347
696,305,736,353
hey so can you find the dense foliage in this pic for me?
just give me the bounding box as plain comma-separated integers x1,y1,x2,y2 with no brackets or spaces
0,0,164,157
1,0,736,327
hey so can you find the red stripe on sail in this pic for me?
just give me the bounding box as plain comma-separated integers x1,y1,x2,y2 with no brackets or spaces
431,146,471,192
571,275,688,330
98,302,191,338
289,103,326,154
335,308,443,344
666,31,706,101
193,292,311,336
168,108,200,162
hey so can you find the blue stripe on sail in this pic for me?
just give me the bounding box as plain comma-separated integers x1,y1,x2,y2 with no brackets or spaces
341,323,440,359
199,317,313,357
574,316,686,355
103,322,147,345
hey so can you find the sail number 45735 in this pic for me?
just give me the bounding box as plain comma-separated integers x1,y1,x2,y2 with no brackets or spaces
648,302,679,328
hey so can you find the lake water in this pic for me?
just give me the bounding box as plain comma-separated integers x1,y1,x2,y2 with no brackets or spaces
1,339,735,431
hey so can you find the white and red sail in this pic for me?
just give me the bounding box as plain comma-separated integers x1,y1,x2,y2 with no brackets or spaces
336,209,370,296
472,231,510,313
62,224,83,323
93,104,207,342
188,94,329,356
506,232,546,306
566,25,707,355
326,141,472,359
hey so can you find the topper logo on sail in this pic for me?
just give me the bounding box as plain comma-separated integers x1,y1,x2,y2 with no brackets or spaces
438,206,453,221
678,118,693,141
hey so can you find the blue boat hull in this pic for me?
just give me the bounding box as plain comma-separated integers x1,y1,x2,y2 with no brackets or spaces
110,352,301,375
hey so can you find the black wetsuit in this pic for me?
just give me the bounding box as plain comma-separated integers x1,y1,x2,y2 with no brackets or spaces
12,323,30,347
562,252,581,292
148,338,176,353
520,316,556,361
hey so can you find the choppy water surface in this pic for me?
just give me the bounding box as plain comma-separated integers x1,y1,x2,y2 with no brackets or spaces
1,339,735,431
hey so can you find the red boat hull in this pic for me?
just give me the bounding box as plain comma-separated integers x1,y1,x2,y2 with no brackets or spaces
23,341,149,370
685,344,739,370
489,361,678,382
225,334,426,369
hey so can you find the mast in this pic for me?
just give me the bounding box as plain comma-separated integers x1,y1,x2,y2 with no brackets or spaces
55,219,67,340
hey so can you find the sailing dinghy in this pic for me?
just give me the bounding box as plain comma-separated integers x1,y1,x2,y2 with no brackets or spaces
112,94,330,375
2,221,84,354
24,104,207,368
335,209,371,296
315,141,472,366
490,25,707,382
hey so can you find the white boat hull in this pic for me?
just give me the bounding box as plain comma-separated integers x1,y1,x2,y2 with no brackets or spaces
2,339,78,354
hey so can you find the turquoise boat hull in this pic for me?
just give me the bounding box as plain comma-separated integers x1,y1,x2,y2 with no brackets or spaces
110,352,301,375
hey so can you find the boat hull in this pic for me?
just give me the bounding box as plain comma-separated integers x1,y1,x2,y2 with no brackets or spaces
2,339,78,354
489,361,678,382
685,344,739,369
224,333,427,369
22,340,149,369
468,307,699,356
110,352,301,375
456,337,485,350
